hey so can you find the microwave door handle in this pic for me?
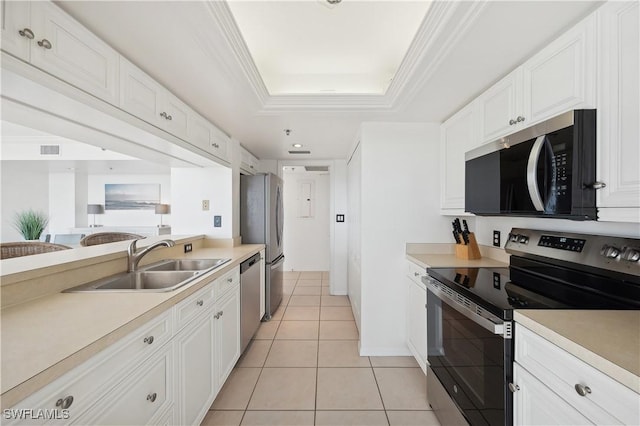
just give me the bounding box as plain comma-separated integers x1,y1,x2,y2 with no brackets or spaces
527,135,547,212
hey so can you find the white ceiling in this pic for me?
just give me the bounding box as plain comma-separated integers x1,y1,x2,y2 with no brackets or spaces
227,1,431,95
56,0,602,161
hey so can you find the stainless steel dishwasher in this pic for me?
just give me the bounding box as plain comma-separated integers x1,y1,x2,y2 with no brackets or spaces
240,253,261,353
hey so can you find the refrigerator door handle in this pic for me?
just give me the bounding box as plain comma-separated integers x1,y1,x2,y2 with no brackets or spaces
270,255,285,270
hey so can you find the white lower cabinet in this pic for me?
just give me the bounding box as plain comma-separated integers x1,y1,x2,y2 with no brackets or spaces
76,345,174,425
513,363,591,426
512,323,640,426
177,312,216,426
405,261,427,374
214,285,241,387
7,265,245,426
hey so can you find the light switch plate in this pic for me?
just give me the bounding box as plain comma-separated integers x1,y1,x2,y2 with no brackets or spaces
214,216,222,227
202,200,210,211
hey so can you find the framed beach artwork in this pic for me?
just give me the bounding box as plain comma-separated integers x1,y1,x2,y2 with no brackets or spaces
105,184,160,210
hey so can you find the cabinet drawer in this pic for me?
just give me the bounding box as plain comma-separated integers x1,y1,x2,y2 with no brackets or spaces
175,282,215,331
77,345,173,425
6,311,172,425
214,266,240,299
406,261,426,287
515,324,639,425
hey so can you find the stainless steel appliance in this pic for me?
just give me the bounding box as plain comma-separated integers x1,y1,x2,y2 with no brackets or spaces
240,173,284,319
425,228,640,426
465,110,600,220
240,253,262,353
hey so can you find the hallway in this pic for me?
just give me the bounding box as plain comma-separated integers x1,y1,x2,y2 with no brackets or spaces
201,271,440,425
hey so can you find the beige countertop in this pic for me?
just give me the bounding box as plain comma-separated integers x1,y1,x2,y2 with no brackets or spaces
405,243,509,269
515,310,640,394
1,243,264,408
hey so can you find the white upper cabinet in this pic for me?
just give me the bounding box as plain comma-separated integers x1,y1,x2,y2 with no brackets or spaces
440,103,478,213
1,1,119,104
476,68,522,144
120,58,189,141
1,0,31,61
476,13,596,145
521,13,596,125
596,1,640,220
240,145,259,174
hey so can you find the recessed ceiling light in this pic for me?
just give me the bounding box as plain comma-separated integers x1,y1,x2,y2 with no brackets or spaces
292,143,303,148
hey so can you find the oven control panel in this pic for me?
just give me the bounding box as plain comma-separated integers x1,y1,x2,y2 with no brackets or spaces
538,235,586,252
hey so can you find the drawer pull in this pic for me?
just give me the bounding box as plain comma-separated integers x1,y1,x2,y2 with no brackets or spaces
227,278,233,283
37,38,52,49
196,299,204,307
18,28,35,39
147,392,157,403
574,384,591,397
214,311,223,319
56,396,74,409
414,272,420,277
508,383,520,393
212,143,220,149
143,336,154,345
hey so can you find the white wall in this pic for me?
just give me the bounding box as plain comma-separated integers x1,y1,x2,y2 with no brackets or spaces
87,174,171,227
49,172,76,233
356,122,452,356
171,166,232,238
282,169,331,271
1,162,49,241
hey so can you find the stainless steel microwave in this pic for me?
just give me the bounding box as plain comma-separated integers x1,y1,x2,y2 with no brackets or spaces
465,110,599,220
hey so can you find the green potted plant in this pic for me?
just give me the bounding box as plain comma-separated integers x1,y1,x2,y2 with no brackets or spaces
12,209,49,240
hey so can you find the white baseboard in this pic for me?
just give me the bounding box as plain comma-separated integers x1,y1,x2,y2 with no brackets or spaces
358,346,412,357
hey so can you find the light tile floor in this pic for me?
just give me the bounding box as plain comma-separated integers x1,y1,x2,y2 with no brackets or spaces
202,271,441,426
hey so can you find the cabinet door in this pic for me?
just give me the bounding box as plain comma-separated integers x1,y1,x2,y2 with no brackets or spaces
30,1,119,104
477,68,522,143
80,346,174,425
209,135,229,163
596,1,640,217
513,363,592,426
1,0,31,61
406,276,427,373
215,286,240,387
162,94,189,140
119,57,164,126
522,13,596,125
188,112,214,153
177,313,216,426
440,103,478,212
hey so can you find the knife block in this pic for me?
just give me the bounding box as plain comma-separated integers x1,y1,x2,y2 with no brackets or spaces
455,233,482,260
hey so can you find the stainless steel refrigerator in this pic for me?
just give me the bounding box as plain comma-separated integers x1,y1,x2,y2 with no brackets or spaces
240,173,284,320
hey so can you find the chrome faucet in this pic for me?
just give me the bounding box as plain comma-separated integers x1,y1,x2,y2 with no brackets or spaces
127,239,175,272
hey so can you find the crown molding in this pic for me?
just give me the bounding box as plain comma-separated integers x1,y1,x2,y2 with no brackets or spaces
208,0,487,114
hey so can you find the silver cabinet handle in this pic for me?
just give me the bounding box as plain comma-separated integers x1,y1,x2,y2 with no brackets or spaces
147,392,157,403
509,119,517,125
227,278,233,283
516,115,525,123
37,39,52,49
56,396,74,409
167,114,172,121
196,299,204,306
574,384,591,397
219,310,223,317
508,383,520,393
414,272,420,277
18,28,35,39
212,143,220,149
160,112,172,120
214,310,223,319
143,336,154,345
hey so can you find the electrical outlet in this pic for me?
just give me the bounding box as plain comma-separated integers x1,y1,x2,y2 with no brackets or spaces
214,216,222,228
184,243,192,253
493,230,501,247
202,200,210,211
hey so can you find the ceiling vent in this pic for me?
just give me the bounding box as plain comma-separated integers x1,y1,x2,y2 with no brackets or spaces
40,145,60,155
288,150,311,154
304,166,329,172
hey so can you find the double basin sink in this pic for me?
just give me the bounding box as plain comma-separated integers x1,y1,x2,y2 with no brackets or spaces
66,258,231,293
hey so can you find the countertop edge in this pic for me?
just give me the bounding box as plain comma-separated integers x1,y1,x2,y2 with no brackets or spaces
1,244,264,408
514,311,640,394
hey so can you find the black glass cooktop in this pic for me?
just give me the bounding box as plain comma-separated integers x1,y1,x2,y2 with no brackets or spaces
427,262,640,320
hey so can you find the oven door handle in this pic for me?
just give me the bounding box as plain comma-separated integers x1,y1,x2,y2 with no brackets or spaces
426,280,511,338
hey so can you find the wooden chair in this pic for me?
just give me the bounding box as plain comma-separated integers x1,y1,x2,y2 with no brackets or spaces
79,232,143,247
0,242,72,259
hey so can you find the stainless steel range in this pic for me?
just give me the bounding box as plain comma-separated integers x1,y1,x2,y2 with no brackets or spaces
424,228,640,426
